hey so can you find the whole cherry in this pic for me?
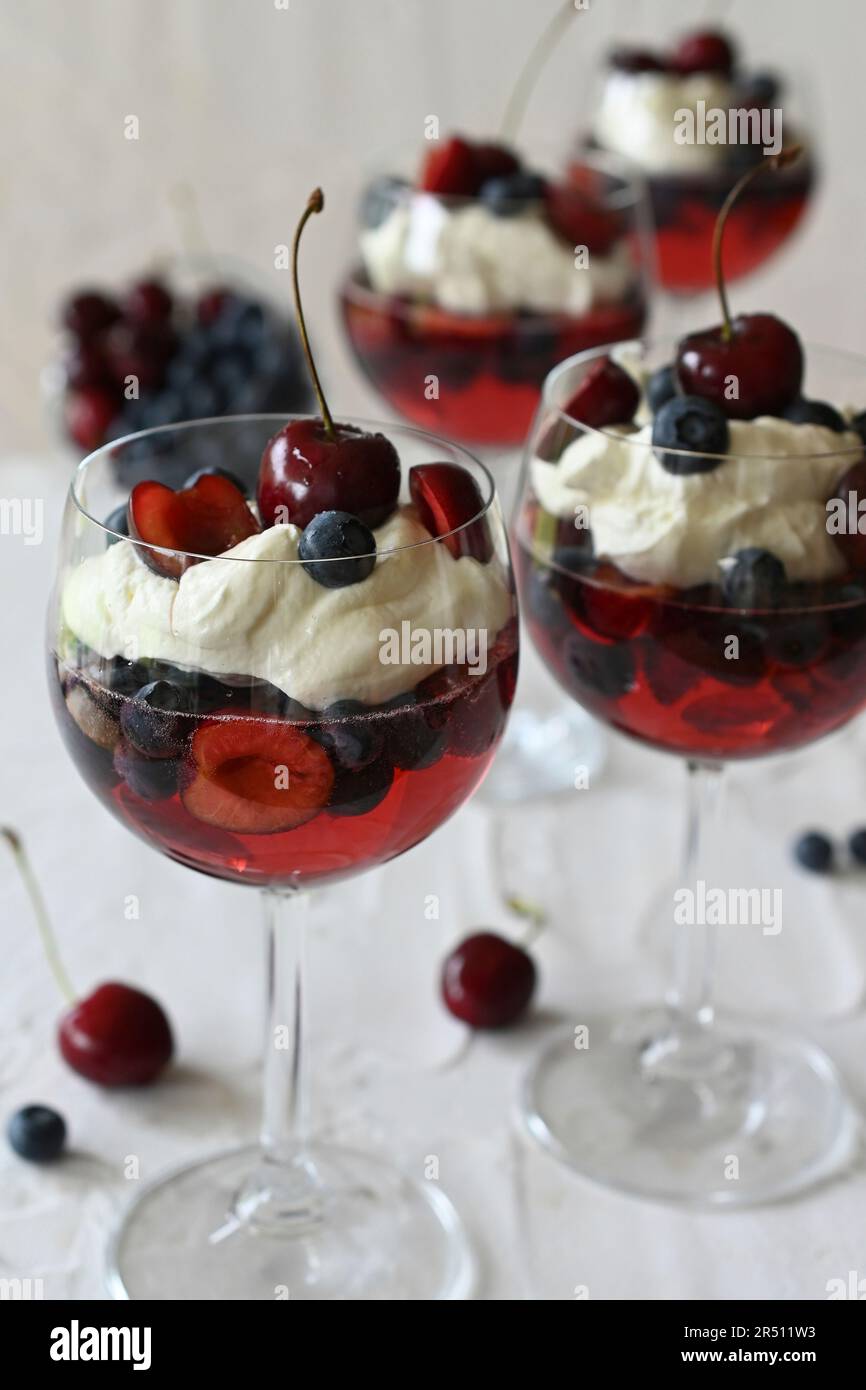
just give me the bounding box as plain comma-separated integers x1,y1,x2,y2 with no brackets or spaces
671,30,735,76
676,148,804,419
442,931,537,1029
2,827,174,1089
257,190,400,529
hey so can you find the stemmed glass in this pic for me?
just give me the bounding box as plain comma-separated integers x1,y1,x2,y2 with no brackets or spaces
47,416,518,1298
339,150,655,805
513,341,866,1204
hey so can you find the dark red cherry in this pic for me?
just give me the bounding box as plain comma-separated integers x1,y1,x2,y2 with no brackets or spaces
562,355,640,429
545,183,622,255
62,289,121,341
671,30,735,76
409,462,492,561
196,286,232,325
442,932,536,1029
474,141,521,182
105,320,176,391
58,982,173,1087
128,472,260,579
829,459,866,571
419,136,480,196
258,420,400,530
609,47,666,74
125,278,174,325
65,385,119,450
677,314,803,420
64,341,111,390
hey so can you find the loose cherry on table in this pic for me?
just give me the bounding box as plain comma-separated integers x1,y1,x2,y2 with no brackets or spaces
1,827,174,1090
124,278,174,326
65,384,120,451
441,931,536,1029
128,471,260,579
257,189,401,530
675,147,804,419
59,983,174,1087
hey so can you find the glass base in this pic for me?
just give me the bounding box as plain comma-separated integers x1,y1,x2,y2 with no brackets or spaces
106,1143,475,1300
476,704,607,806
523,1013,858,1207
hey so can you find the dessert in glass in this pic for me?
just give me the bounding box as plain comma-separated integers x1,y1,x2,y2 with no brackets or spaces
582,27,815,293
47,192,518,1298
340,142,652,448
512,168,866,1203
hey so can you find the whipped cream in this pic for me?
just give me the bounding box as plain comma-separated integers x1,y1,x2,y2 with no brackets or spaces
62,509,512,709
531,417,861,588
593,70,736,174
360,197,636,315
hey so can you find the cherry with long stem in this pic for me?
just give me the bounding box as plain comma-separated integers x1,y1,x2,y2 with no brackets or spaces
500,0,580,144
712,145,802,339
292,188,335,439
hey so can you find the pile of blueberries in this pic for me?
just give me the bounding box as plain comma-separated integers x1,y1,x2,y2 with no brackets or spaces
60,276,312,483
794,828,866,875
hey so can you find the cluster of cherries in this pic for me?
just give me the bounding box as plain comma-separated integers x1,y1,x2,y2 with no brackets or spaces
59,273,310,457
610,26,778,105
363,133,623,255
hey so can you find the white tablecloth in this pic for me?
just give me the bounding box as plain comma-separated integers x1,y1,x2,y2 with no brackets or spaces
4,453,866,1300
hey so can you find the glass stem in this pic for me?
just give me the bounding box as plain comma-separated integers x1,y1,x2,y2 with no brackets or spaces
260,886,310,1164
232,886,321,1231
666,759,725,1030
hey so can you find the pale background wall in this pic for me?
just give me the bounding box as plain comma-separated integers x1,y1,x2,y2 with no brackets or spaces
1,0,863,451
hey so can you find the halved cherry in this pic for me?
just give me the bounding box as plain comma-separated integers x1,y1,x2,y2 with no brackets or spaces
562,356,640,429
545,184,622,256
181,712,334,834
419,137,480,196
409,463,493,562
128,473,260,579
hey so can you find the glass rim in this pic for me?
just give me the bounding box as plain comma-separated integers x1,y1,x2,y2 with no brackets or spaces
70,414,497,565
540,340,866,464
365,145,651,214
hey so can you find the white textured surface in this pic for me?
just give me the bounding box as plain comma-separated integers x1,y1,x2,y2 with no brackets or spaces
4,0,866,1302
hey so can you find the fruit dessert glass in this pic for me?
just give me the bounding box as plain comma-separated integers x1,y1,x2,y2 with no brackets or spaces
48,414,517,1299
583,29,815,292
340,145,652,447
513,336,866,1205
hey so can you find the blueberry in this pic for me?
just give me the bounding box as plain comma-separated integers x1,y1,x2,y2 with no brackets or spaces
327,758,394,817
183,465,249,496
848,828,866,865
850,411,866,446
105,656,153,695
299,512,377,589
115,742,180,800
767,615,830,669
782,399,847,432
182,380,223,419
793,831,834,874
139,390,185,428
8,1105,66,1163
563,632,635,699
321,699,385,771
213,298,267,352
120,680,190,757
744,70,782,105
646,363,678,414
385,692,448,771
652,395,728,474
360,175,409,230
480,172,548,217
722,548,786,609
104,503,129,545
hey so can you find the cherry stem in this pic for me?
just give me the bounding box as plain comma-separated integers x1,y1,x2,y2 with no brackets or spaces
293,189,335,440
713,144,802,341
505,893,548,949
500,0,580,143
1,827,76,1005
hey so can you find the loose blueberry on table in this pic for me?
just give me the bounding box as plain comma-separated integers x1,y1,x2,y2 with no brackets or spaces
517,149,866,761
52,189,517,888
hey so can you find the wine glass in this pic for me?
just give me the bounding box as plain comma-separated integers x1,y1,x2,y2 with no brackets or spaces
48,416,518,1298
513,340,866,1204
339,149,654,805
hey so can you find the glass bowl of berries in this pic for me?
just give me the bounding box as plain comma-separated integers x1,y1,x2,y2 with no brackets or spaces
512,157,866,1206
45,252,314,489
339,141,654,449
47,191,519,1300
